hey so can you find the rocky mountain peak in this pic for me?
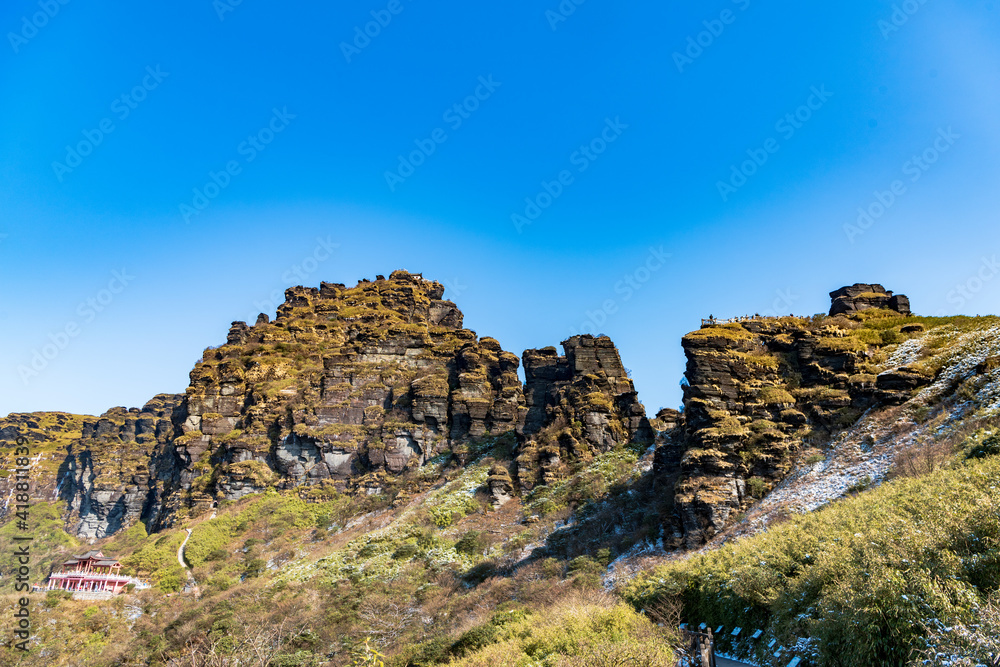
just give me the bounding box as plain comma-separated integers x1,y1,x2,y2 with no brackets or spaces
517,335,653,490
28,273,653,539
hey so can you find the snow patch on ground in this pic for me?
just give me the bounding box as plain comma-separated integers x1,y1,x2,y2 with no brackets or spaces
886,336,926,367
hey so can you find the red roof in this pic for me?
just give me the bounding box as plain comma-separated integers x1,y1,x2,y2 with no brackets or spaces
61,551,121,569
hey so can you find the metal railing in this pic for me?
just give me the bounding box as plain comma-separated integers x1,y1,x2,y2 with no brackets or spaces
49,571,129,582
700,316,765,327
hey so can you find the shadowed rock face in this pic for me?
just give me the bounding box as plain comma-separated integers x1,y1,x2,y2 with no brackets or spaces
61,395,185,539
829,283,911,317
0,412,89,523
516,335,654,491
23,271,532,536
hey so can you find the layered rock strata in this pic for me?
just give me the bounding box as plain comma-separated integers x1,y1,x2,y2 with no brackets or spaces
664,309,932,547
60,395,184,538
516,335,654,490
172,270,527,516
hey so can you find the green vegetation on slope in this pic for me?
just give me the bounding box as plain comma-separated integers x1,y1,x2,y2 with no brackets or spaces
624,453,1000,666
0,502,79,593
443,595,674,667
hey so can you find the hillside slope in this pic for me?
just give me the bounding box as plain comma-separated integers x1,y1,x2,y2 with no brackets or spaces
2,281,998,666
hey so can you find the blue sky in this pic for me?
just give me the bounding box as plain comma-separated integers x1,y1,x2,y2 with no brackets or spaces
2,0,999,416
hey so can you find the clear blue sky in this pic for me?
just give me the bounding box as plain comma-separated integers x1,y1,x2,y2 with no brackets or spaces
2,0,999,417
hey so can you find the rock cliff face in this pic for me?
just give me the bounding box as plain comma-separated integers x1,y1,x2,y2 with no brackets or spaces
516,335,653,490
0,412,88,517
1,272,537,538
160,270,527,525
829,283,910,317
60,395,184,538
663,297,931,547
3,276,937,553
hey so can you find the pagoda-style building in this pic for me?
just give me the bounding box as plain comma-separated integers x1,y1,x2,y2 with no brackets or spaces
46,550,132,596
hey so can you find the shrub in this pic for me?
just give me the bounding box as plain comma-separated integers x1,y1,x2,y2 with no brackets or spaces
845,475,872,494
567,555,604,589
185,518,236,567
966,432,1000,459
243,557,266,578
270,651,321,667
207,573,235,593
462,561,498,586
405,637,452,666
910,592,1000,667
43,590,72,608
541,557,564,579
448,599,673,666
455,530,486,557
746,476,768,498
392,541,419,560
758,387,795,406
451,622,500,657
880,328,903,345
156,566,186,593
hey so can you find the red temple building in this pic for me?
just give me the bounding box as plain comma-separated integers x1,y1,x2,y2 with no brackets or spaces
45,550,133,597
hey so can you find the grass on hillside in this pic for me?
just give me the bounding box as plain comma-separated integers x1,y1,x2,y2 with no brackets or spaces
624,451,1000,667
0,502,79,594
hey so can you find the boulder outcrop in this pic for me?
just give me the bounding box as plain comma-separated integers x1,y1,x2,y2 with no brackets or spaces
829,283,911,317
0,412,88,520
18,271,537,536
166,270,527,520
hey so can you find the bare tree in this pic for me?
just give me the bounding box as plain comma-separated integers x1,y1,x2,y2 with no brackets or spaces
356,594,417,646
166,597,307,667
